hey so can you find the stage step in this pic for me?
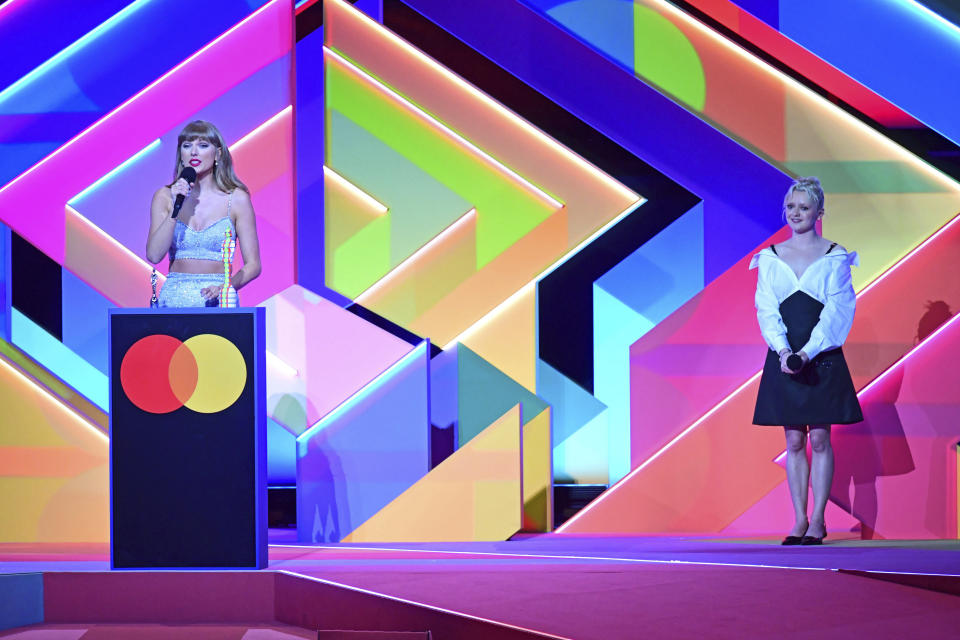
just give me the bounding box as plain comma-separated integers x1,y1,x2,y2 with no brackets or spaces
1,572,553,640
317,632,431,639
0,623,313,638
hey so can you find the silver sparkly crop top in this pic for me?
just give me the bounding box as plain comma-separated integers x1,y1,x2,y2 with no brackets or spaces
169,192,235,262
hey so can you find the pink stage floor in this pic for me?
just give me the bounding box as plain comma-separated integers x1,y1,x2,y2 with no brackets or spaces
2,533,960,639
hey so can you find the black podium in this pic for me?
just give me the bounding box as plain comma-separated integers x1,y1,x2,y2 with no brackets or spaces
109,307,267,569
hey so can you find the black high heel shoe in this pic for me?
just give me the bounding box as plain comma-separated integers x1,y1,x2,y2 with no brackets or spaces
801,522,826,545
782,522,808,545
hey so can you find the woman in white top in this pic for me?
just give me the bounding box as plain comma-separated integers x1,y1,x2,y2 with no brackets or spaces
146,120,261,307
750,177,863,546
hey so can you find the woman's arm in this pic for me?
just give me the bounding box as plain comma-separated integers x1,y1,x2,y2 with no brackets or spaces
799,253,857,361
230,189,262,290
146,187,177,264
753,257,791,355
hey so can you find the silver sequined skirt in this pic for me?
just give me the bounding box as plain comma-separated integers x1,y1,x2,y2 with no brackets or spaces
157,272,238,308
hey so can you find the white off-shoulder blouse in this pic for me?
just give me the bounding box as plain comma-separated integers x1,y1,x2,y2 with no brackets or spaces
749,246,859,360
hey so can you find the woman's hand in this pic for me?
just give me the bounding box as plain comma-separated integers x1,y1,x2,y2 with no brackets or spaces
779,350,798,374
170,178,192,202
779,349,810,374
200,285,220,302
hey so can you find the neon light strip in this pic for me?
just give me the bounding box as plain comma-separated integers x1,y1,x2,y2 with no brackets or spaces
901,0,960,36
0,356,108,443
324,165,389,216
296,341,428,442
355,208,476,304
65,204,160,277
773,302,960,464
295,0,319,14
652,0,959,191
230,104,292,150
0,0,29,19
266,350,299,377
68,139,161,205
0,0,154,107
442,199,644,349
559,209,960,532
329,0,638,202
325,47,564,210
275,570,573,640
0,0,281,201
274,544,834,573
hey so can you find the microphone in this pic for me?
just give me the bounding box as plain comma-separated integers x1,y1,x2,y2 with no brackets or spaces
171,167,197,219
786,353,803,372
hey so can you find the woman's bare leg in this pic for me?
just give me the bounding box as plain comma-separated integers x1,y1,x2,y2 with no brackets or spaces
808,425,833,538
784,426,809,536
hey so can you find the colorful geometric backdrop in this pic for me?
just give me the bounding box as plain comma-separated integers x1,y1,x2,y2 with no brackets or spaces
1,0,958,544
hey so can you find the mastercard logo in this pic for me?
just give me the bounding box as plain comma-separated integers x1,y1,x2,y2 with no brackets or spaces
120,334,247,414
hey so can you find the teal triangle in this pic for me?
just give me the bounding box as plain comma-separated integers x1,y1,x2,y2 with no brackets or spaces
536,358,607,446
456,344,549,447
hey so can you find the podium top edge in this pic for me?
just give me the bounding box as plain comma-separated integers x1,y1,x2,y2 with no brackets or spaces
109,307,264,316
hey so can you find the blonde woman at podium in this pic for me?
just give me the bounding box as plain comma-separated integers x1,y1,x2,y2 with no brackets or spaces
146,120,261,308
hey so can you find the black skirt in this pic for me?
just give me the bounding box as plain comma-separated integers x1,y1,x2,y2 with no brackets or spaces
753,291,863,426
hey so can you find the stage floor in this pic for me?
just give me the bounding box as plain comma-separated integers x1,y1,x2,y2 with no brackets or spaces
2,533,960,639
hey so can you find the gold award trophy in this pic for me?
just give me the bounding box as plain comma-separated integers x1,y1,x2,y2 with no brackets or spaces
219,228,238,308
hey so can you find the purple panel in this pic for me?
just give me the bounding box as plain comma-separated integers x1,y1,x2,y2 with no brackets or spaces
734,0,778,28
295,25,327,297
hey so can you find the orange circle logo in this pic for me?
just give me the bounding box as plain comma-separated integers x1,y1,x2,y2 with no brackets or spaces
120,334,247,414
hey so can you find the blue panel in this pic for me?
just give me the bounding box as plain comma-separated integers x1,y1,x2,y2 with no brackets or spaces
596,202,704,320
430,347,459,431
296,342,429,542
594,202,704,482
553,410,608,483
429,347,459,466
11,309,108,409
780,0,960,145
0,573,43,632
0,0,133,93
0,223,9,341
295,24,329,297
0,141,60,184
267,417,297,485
61,269,116,375
0,0,270,186
354,0,383,22
524,0,634,70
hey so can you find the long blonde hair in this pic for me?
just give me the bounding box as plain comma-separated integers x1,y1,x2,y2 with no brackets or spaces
170,120,248,193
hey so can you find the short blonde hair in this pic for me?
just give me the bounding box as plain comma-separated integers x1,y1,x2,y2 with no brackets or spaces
783,176,824,213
